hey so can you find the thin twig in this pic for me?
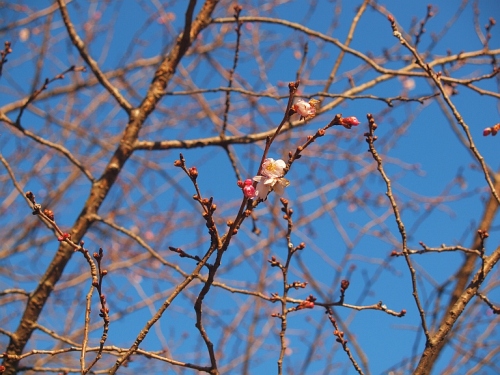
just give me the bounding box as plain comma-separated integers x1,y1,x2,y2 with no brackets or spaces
56,0,132,113
388,15,500,205
364,114,430,341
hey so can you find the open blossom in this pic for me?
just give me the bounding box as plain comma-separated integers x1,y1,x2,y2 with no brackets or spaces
253,158,289,200
253,177,272,200
293,99,318,120
261,158,286,178
253,175,290,199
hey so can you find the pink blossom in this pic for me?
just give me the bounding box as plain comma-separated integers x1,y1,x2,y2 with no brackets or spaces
253,178,272,200
261,158,286,178
253,176,290,199
252,158,290,200
399,77,416,91
273,177,290,195
293,99,317,120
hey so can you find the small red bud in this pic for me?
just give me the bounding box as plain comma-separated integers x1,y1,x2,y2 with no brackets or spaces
189,167,198,178
44,209,54,220
341,279,350,289
340,116,361,129
57,233,71,241
26,191,35,202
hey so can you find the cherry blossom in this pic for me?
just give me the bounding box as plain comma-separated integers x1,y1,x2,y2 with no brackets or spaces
253,177,272,200
261,158,286,178
253,158,289,200
292,99,318,120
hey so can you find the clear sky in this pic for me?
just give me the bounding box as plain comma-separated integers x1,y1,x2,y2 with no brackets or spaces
1,1,500,374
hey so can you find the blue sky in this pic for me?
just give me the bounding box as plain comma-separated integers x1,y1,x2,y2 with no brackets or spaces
1,1,500,374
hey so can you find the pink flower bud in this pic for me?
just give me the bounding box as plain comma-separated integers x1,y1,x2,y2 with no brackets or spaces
293,99,317,119
340,116,360,128
243,179,256,198
243,185,256,198
483,127,492,136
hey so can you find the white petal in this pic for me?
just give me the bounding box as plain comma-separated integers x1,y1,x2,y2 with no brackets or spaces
255,181,271,199
263,177,276,186
275,159,286,171
274,183,284,196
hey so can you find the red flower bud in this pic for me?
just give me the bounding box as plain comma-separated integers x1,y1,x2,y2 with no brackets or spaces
189,167,198,178
340,116,360,128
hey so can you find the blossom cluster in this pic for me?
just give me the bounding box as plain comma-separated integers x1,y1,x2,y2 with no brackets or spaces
292,99,361,130
240,158,289,200
238,106,360,200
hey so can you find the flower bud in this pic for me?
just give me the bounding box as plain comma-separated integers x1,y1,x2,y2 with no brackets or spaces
44,209,54,221
340,116,360,128
243,184,256,199
189,167,198,178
